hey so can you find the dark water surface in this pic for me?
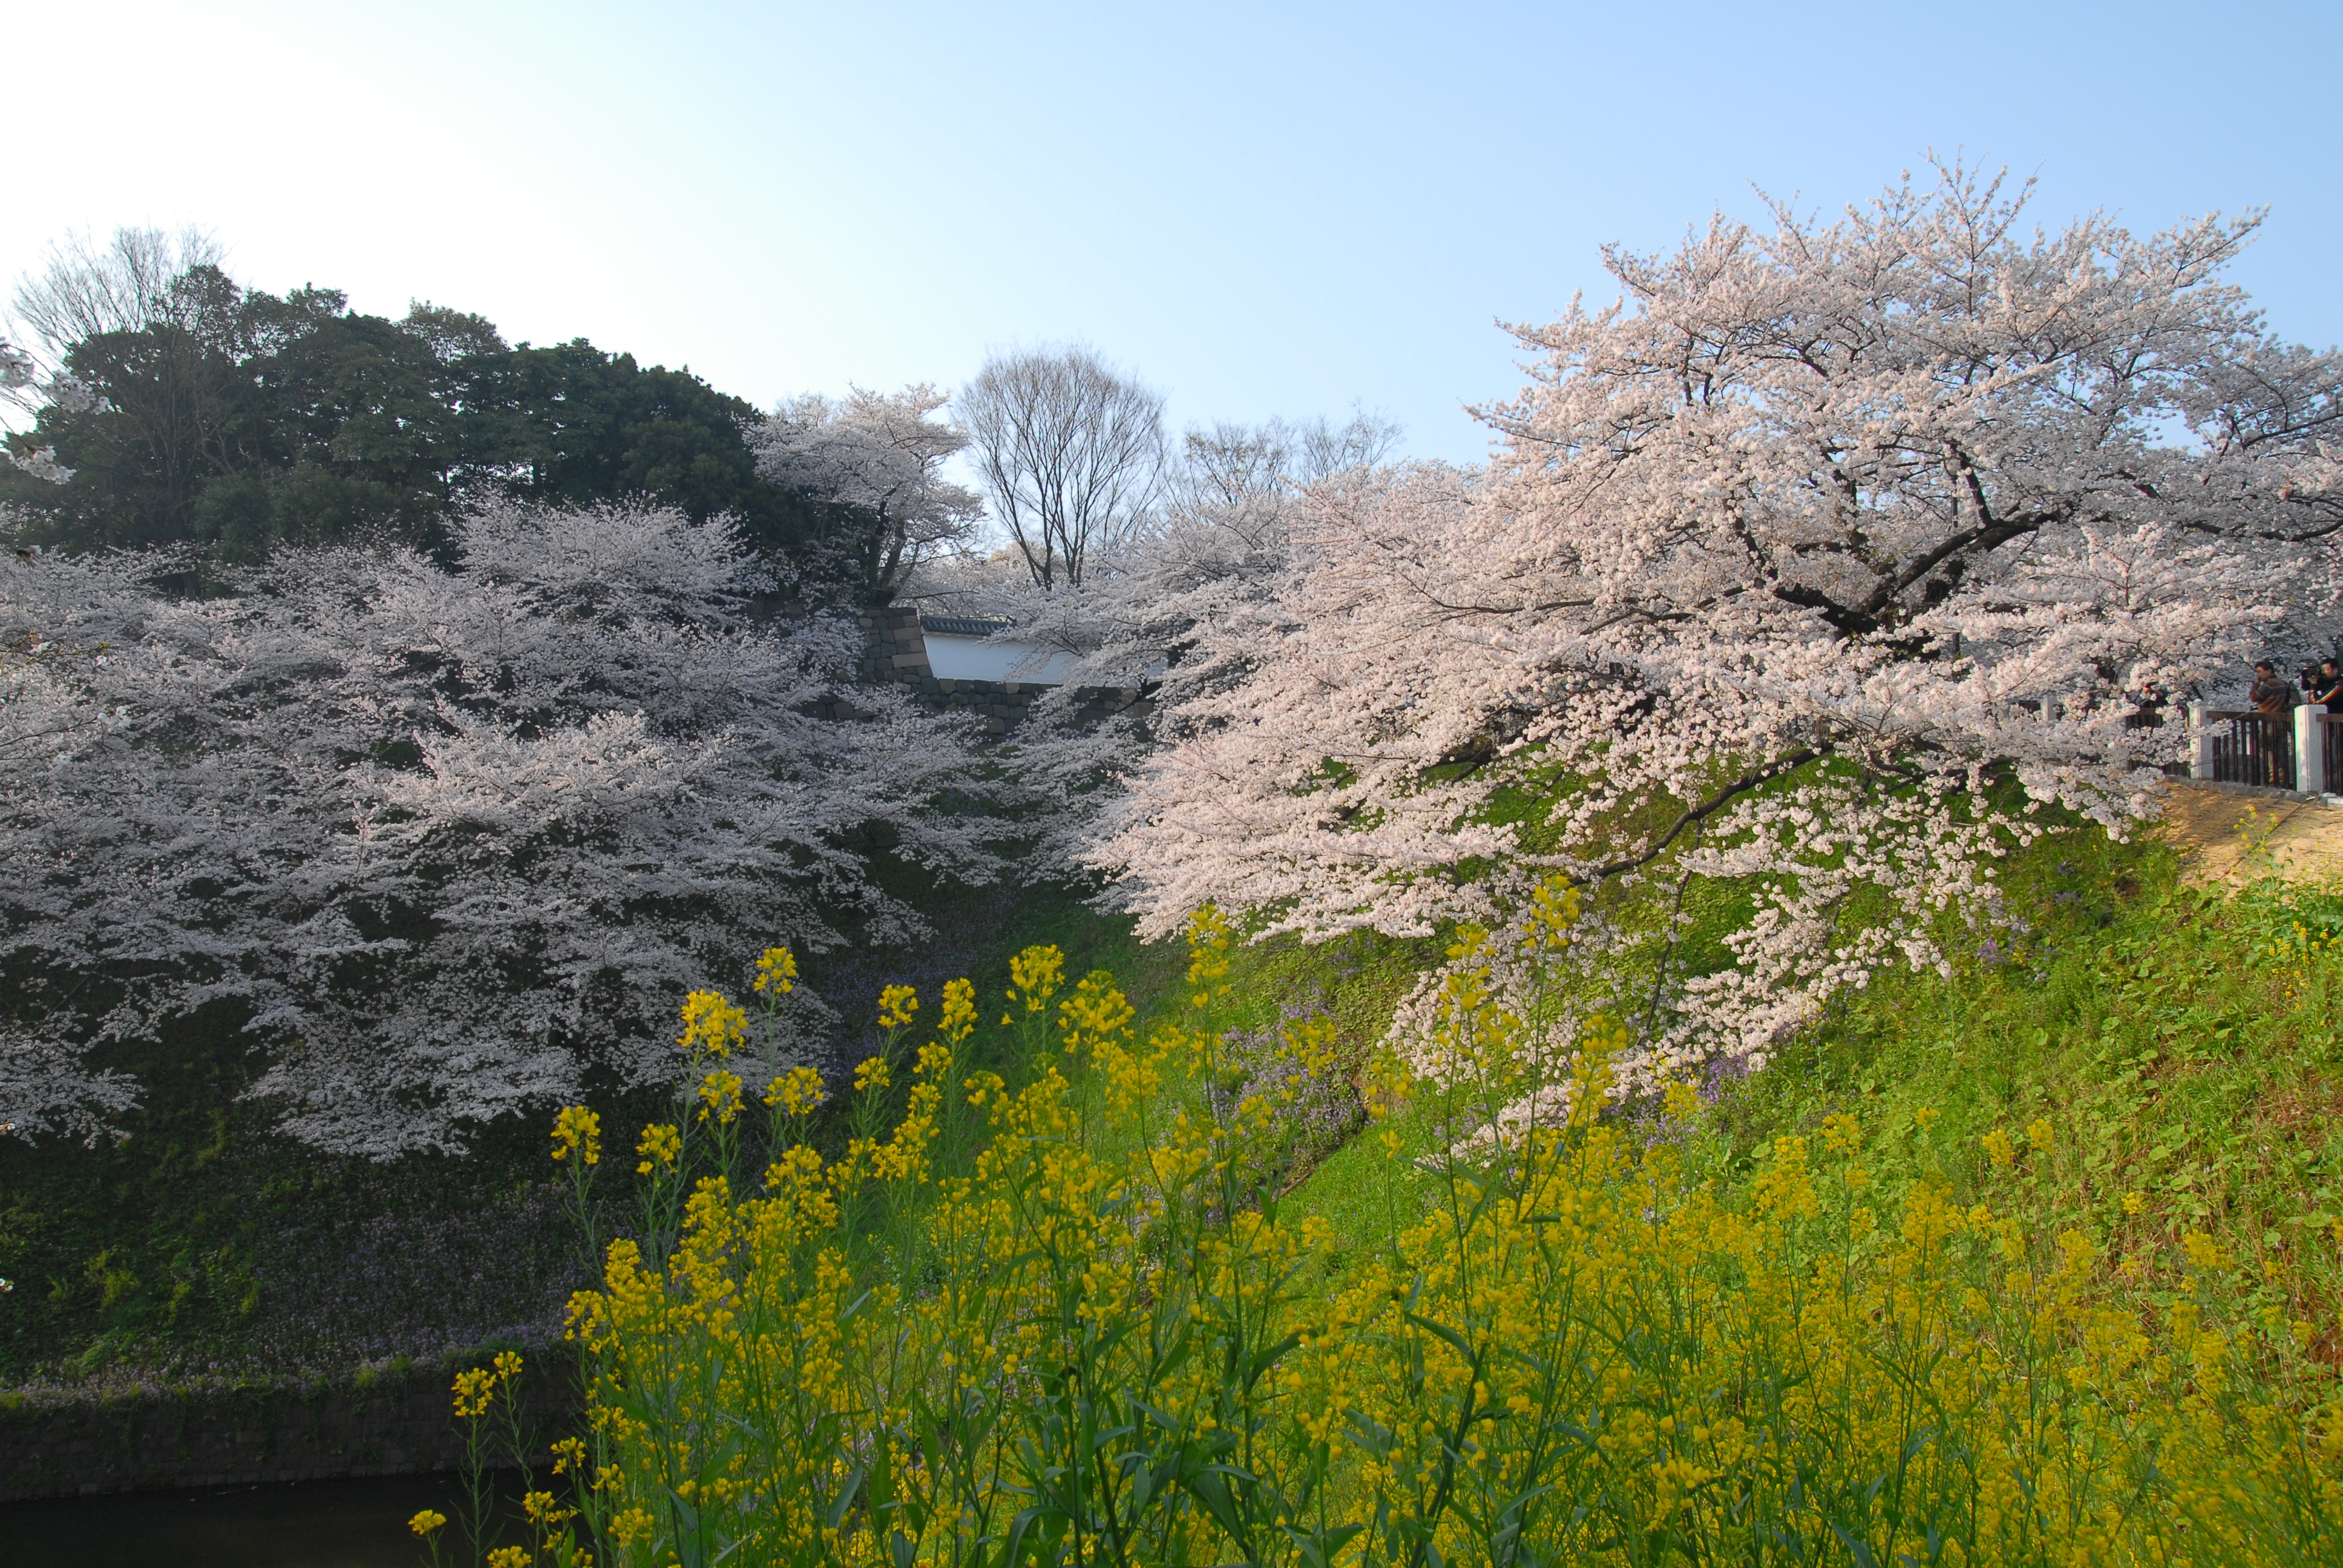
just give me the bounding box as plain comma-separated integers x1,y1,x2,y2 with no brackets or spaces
0,1472,505,1567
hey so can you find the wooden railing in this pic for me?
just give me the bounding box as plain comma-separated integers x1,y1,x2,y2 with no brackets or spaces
2204,709,2295,789
2187,703,2339,794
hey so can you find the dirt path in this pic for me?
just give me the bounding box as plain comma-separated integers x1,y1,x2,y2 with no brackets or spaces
2155,780,2343,887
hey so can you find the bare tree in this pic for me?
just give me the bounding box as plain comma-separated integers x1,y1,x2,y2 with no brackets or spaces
1177,420,1293,511
9,226,224,366
957,345,1164,588
5,227,243,524
1294,406,1403,480
1175,408,1404,511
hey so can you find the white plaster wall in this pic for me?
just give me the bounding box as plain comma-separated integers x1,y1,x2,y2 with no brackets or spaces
922,634,1076,685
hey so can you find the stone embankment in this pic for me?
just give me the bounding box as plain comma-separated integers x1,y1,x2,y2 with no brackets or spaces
0,1360,575,1501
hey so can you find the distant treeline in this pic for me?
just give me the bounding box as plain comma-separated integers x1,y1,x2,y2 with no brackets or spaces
1,262,815,561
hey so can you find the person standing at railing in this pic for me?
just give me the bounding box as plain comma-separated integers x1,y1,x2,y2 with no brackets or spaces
2309,658,2342,711
2251,660,2298,717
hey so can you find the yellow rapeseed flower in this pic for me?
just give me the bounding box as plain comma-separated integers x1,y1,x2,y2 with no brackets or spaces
1184,905,1232,1007
853,1055,891,1093
408,1509,447,1537
2181,1230,2230,1272
609,1506,656,1547
563,943,2343,1567
753,944,798,995
678,988,747,1059
1981,1127,2016,1169
551,1103,601,1166
1529,875,1580,949
1821,1111,1862,1155
2025,1116,2054,1153
765,1064,825,1116
697,1068,744,1125
1660,1077,1705,1123
1059,971,1136,1062
451,1366,497,1419
636,1122,681,1175
939,976,978,1043
1009,944,1067,1013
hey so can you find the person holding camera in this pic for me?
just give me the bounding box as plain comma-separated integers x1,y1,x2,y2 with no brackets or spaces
2251,660,2299,717
2309,658,2343,711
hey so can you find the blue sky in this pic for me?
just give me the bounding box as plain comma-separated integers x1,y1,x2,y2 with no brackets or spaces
10,1,2338,462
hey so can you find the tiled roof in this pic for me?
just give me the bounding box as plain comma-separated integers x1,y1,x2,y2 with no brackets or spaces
919,615,1018,637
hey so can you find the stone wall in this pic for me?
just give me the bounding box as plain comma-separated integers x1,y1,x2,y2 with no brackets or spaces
0,1360,577,1501
857,605,936,685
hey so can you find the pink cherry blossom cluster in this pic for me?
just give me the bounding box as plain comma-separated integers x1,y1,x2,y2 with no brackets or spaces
0,501,997,1154
1091,164,2339,1102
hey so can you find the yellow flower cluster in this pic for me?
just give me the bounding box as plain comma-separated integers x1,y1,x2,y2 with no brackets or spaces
695,1068,743,1126
1184,904,1231,1007
876,983,918,1031
550,1104,600,1165
450,1349,522,1419
634,1122,680,1176
1055,969,1136,1065
677,988,745,1060
763,1063,824,1117
938,976,977,1043
1006,941,1064,1021
1528,874,1580,949
753,944,797,995
548,928,2343,1566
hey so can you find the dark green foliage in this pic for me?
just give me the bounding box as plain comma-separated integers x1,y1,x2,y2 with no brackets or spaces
2,272,816,563
483,339,811,558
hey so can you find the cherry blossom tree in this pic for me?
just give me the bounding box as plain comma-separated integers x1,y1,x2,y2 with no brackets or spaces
748,384,981,603
0,500,995,1154
2,338,82,487
1093,165,2342,1089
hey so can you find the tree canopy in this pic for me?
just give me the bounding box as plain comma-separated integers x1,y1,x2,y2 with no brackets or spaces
3,250,816,562
1089,166,2342,1089
0,500,994,1154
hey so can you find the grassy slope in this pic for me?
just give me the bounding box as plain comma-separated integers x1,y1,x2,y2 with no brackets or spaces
1716,837,2343,1316
15,798,2338,1394
1271,820,2343,1341
0,874,1156,1394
